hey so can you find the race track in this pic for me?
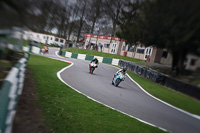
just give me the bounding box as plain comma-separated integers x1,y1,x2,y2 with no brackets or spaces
43,48,200,133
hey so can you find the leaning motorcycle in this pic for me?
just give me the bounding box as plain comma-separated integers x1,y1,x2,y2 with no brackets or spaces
112,72,125,87
89,62,97,74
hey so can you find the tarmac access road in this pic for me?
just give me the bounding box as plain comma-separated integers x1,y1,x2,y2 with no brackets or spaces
43,47,200,133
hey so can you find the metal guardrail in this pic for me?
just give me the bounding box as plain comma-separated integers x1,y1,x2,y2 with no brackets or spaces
118,60,200,100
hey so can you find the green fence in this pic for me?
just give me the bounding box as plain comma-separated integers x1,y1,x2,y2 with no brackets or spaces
61,51,66,57
71,53,78,59
85,55,94,61
0,53,28,133
102,57,113,64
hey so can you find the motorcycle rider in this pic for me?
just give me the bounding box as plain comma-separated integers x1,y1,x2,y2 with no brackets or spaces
89,57,99,73
90,57,99,67
113,67,127,79
43,45,48,54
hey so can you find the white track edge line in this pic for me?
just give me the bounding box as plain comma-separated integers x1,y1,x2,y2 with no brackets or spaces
54,51,168,132
125,73,200,120
55,51,200,128
78,52,200,120
102,63,200,120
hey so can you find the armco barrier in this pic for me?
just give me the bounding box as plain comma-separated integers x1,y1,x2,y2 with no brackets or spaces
119,60,167,85
61,51,66,57
164,77,200,100
102,57,112,64
77,54,86,60
112,59,120,66
94,56,103,63
71,53,78,59
60,51,119,65
31,46,40,54
22,45,41,54
85,55,94,61
0,53,29,133
118,59,200,100
60,51,200,99
65,52,72,58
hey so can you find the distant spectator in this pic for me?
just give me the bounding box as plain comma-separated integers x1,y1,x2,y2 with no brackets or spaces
100,44,103,52
95,44,98,51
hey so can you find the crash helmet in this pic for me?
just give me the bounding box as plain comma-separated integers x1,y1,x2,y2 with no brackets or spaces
122,67,127,72
94,57,98,60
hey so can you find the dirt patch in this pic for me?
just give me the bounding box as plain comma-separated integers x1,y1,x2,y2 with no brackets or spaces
12,68,50,133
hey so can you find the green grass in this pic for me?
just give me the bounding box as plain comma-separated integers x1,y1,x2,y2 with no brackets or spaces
28,55,165,133
63,48,147,66
192,78,200,84
63,48,200,115
22,40,29,46
40,43,45,48
127,70,200,115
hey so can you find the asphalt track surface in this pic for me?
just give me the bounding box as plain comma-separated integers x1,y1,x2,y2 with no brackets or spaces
43,48,200,133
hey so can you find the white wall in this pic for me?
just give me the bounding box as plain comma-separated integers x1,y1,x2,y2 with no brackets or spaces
23,31,66,46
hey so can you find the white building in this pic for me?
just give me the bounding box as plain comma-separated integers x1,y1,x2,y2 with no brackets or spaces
23,30,66,47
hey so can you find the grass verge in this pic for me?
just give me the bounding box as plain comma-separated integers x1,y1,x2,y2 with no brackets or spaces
62,48,200,116
22,40,29,46
28,54,165,133
63,48,147,66
127,70,200,116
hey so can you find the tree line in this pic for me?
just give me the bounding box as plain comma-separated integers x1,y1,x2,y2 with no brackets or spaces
0,0,127,42
1,0,200,75
117,0,200,75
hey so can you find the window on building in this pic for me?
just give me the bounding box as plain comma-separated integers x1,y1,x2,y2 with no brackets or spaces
136,48,145,54
146,49,149,54
43,36,45,39
128,45,134,52
104,43,110,48
149,48,151,54
184,58,188,66
51,37,52,40
55,38,59,41
122,45,126,51
149,49,151,54
60,39,64,43
162,51,168,58
190,59,196,66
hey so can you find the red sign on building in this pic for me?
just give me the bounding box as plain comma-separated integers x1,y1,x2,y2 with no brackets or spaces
84,34,92,37
84,34,122,41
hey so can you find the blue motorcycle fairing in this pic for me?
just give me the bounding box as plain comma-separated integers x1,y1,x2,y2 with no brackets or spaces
113,72,125,84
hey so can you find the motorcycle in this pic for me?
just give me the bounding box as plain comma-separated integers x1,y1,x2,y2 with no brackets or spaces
42,47,49,54
112,72,125,87
89,61,97,74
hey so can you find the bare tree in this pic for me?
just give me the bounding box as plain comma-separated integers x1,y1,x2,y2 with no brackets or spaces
103,0,127,52
104,0,127,37
0,0,33,28
87,0,104,34
75,0,88,43
67,3,79,41
86,0,104,48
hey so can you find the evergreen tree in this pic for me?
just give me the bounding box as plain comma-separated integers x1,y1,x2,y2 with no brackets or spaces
116,0,141,45
117,0,200,75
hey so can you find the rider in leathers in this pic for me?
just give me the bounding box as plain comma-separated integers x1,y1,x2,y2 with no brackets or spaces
113,67,127,80
90,57,99,67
